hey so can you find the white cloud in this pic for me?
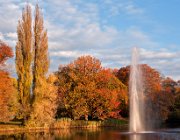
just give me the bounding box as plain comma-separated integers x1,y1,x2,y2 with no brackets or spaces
51,50,82,58
0,0,180,81
103,0,144,17
6,32,17,40
139,48,180,80
0,32,5,40
124,4,144,15
0,2,21,32
43,0,180,81
141,48,178,59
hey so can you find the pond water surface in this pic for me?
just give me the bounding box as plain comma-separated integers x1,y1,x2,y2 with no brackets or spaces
0,127,180,140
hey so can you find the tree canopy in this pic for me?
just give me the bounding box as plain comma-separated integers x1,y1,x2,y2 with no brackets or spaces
56,55,127,120
0,41,18,122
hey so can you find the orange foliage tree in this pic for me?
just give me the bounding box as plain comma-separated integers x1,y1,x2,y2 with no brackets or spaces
141,64,162,95
0,41,13,65
117,64,174,122
117,66,130,87
160,77,178,121
56,55,127,120
117,64,161,95
141,65,175,122
93,69,127,119
162,77,177,94
0,41,18,122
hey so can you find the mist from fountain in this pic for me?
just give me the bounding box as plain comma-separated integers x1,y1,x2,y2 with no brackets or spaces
129,47,145,133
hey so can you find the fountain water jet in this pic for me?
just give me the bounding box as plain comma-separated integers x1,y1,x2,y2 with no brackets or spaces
129,47,145,133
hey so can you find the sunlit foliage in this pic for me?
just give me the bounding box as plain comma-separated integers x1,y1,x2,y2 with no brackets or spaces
15,4,32,121
56,55,127,120
27,74,58,127
0,41,18,121
0,41,13,65
26,5,57,127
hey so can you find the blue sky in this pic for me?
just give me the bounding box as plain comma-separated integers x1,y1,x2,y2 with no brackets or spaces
0,0,180,80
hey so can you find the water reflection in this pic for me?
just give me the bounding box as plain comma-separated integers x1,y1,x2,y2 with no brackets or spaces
128,130,180,140
0,128,179,140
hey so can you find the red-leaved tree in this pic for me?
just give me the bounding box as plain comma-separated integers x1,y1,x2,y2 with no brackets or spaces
0,40,18,122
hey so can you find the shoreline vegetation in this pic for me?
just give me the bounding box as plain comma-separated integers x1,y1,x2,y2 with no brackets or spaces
0,118,128,133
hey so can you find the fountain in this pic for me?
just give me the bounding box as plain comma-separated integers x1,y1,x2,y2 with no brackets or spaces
129,47,145,133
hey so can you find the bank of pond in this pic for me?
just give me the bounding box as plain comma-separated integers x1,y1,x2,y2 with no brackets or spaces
1,119,180,140
0,118,128,132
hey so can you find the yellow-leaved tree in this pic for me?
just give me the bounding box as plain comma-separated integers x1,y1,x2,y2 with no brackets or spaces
16,4,57,126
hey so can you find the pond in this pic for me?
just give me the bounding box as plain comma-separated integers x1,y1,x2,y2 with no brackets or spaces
0,127,180,140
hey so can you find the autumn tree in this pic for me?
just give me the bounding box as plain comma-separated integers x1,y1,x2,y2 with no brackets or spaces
164,79,180,123
27,74,58,127
141,64,162,95
15,4,57,126
140,65,173,125
16,4,32,121
56,56,101,120
0,41,18,122
27,5,57,127
117,64,162,93
117,64,176,124
32,4,49,101
117,64,162,98
92,69,127,119
117,66,130,86
56,55,127,120
167,92,180,123
0,72,19,122
0,41,13,65
162,77,177,94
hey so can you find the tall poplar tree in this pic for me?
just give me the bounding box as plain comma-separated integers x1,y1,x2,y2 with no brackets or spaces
16,4,57,126
27,5,57,127
33,4,49,101
16,5,32,121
